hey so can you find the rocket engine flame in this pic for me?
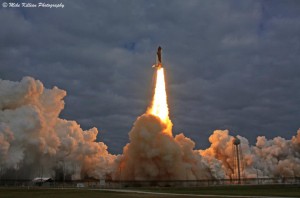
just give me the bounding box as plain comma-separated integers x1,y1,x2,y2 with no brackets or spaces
148,68,169,123
147,67,172,135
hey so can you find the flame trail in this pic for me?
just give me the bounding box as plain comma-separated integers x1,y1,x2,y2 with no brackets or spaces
147,68,172,134
148,68,168,121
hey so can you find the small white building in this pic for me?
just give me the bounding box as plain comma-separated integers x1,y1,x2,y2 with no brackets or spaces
76,183,85,188
99,179,106,187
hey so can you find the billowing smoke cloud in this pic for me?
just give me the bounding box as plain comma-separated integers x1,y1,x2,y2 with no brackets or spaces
115,114,226,180
201,130,300,178
0,77,116,180
116,113,300,180
1,76,300,181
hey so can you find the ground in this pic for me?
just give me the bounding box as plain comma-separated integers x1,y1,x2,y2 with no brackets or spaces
0,185,299,198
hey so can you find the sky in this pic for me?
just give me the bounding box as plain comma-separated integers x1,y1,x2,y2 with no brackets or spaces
0,0,300,154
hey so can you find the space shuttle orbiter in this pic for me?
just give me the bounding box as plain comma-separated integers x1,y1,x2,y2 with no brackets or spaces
153,46,162,68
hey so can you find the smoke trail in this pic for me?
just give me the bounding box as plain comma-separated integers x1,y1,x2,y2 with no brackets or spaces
0,77,116,180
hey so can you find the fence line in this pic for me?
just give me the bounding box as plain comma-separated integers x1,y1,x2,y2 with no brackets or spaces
0,177,300,188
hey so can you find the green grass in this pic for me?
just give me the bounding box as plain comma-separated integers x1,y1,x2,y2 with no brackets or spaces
137,184,300,197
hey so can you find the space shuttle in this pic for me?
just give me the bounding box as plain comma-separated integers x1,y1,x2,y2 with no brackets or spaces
153,46,162,68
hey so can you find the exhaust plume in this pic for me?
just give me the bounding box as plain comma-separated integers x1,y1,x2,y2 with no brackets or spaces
115,68,226,180
1,70,300,181
147,68,169,123
147,67,172,135
115,66,300,181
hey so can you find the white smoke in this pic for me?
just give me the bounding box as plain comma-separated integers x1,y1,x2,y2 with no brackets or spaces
201,129,300,179
116,114,300,180
0,77,116,180
1,77,300,181
251,133,300,177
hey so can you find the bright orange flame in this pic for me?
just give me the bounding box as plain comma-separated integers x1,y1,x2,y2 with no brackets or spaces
147,67,172,134
149,68,169,121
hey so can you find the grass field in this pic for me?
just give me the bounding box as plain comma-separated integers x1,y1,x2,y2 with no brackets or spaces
0,185,299,198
